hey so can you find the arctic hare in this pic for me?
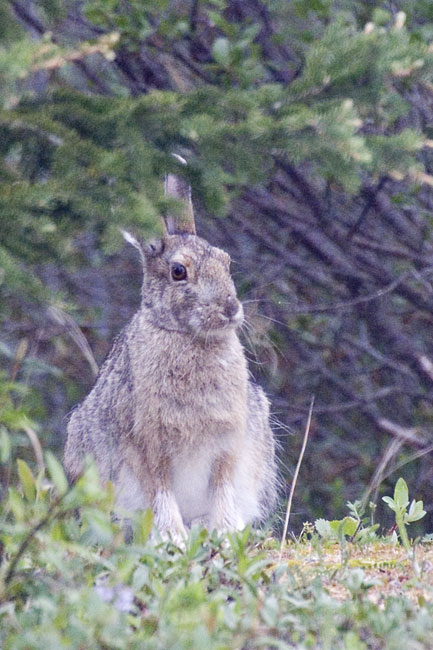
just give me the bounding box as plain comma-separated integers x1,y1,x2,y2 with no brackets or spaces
64,159,277,538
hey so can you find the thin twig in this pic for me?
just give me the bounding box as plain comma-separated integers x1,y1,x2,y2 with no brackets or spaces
362,437,403,513
288,273,409,315
362,439,433,512
47,306,99,378
280,396,314,553
3,491,68,587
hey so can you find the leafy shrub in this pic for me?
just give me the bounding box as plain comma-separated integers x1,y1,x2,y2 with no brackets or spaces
2,456,433,649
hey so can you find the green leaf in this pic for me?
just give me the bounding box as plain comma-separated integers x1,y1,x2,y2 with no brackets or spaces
0,427,11,463
45,451,68,496
344,629,368,649
134,507,154,544
372,8,392,26
51,519,65,541
315,518,333,539
382,496,397,512
405,499,426,523
132,564,149,591
394,478,409,510
212,37,231,66
17,458,36,501
329,517,358,538
81,507,114,545
8,486,25,520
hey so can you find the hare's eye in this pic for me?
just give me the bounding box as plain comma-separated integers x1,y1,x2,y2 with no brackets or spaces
171,263,187,281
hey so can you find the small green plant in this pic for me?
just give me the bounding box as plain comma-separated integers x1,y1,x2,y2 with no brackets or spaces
382,477,426,555
314,500,379,545
315,515,358,542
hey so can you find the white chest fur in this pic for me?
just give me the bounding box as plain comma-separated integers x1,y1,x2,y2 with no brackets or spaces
171,445,214,524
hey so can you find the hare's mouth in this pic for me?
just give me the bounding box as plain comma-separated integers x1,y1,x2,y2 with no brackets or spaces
190,304,244,336
219,309,244,329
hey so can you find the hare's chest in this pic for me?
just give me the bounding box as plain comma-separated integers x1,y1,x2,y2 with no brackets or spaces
161,350,247,436
180,356,244,400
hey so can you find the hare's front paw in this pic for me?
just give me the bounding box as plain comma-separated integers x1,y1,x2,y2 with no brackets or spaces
210,493,246,533
158,525,187,547
152,489,187,544
211,513,245,534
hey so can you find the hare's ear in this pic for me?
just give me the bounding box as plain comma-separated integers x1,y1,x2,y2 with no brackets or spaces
163,154,196,236
121,229,165,263
120,229,147,266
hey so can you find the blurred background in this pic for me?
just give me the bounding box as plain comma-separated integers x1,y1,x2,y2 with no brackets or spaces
2,0,433,533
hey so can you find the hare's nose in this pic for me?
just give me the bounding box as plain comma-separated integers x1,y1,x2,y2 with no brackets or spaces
224,295,240,319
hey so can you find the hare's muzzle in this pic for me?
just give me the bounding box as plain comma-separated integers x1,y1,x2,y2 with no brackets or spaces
223,296,244,328
224,295,239,318
188,294,244,336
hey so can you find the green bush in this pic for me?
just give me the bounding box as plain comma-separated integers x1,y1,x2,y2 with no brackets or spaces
2,457,433,648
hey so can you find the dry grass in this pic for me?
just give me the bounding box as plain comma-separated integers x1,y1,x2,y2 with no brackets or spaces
274,541,433,604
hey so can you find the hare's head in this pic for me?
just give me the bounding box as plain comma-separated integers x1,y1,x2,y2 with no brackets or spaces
124,159,243,339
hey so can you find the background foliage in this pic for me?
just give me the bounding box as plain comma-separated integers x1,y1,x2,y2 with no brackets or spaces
2,0,433,532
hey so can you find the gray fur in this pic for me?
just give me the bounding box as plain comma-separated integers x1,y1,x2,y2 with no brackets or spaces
64,181,277,539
